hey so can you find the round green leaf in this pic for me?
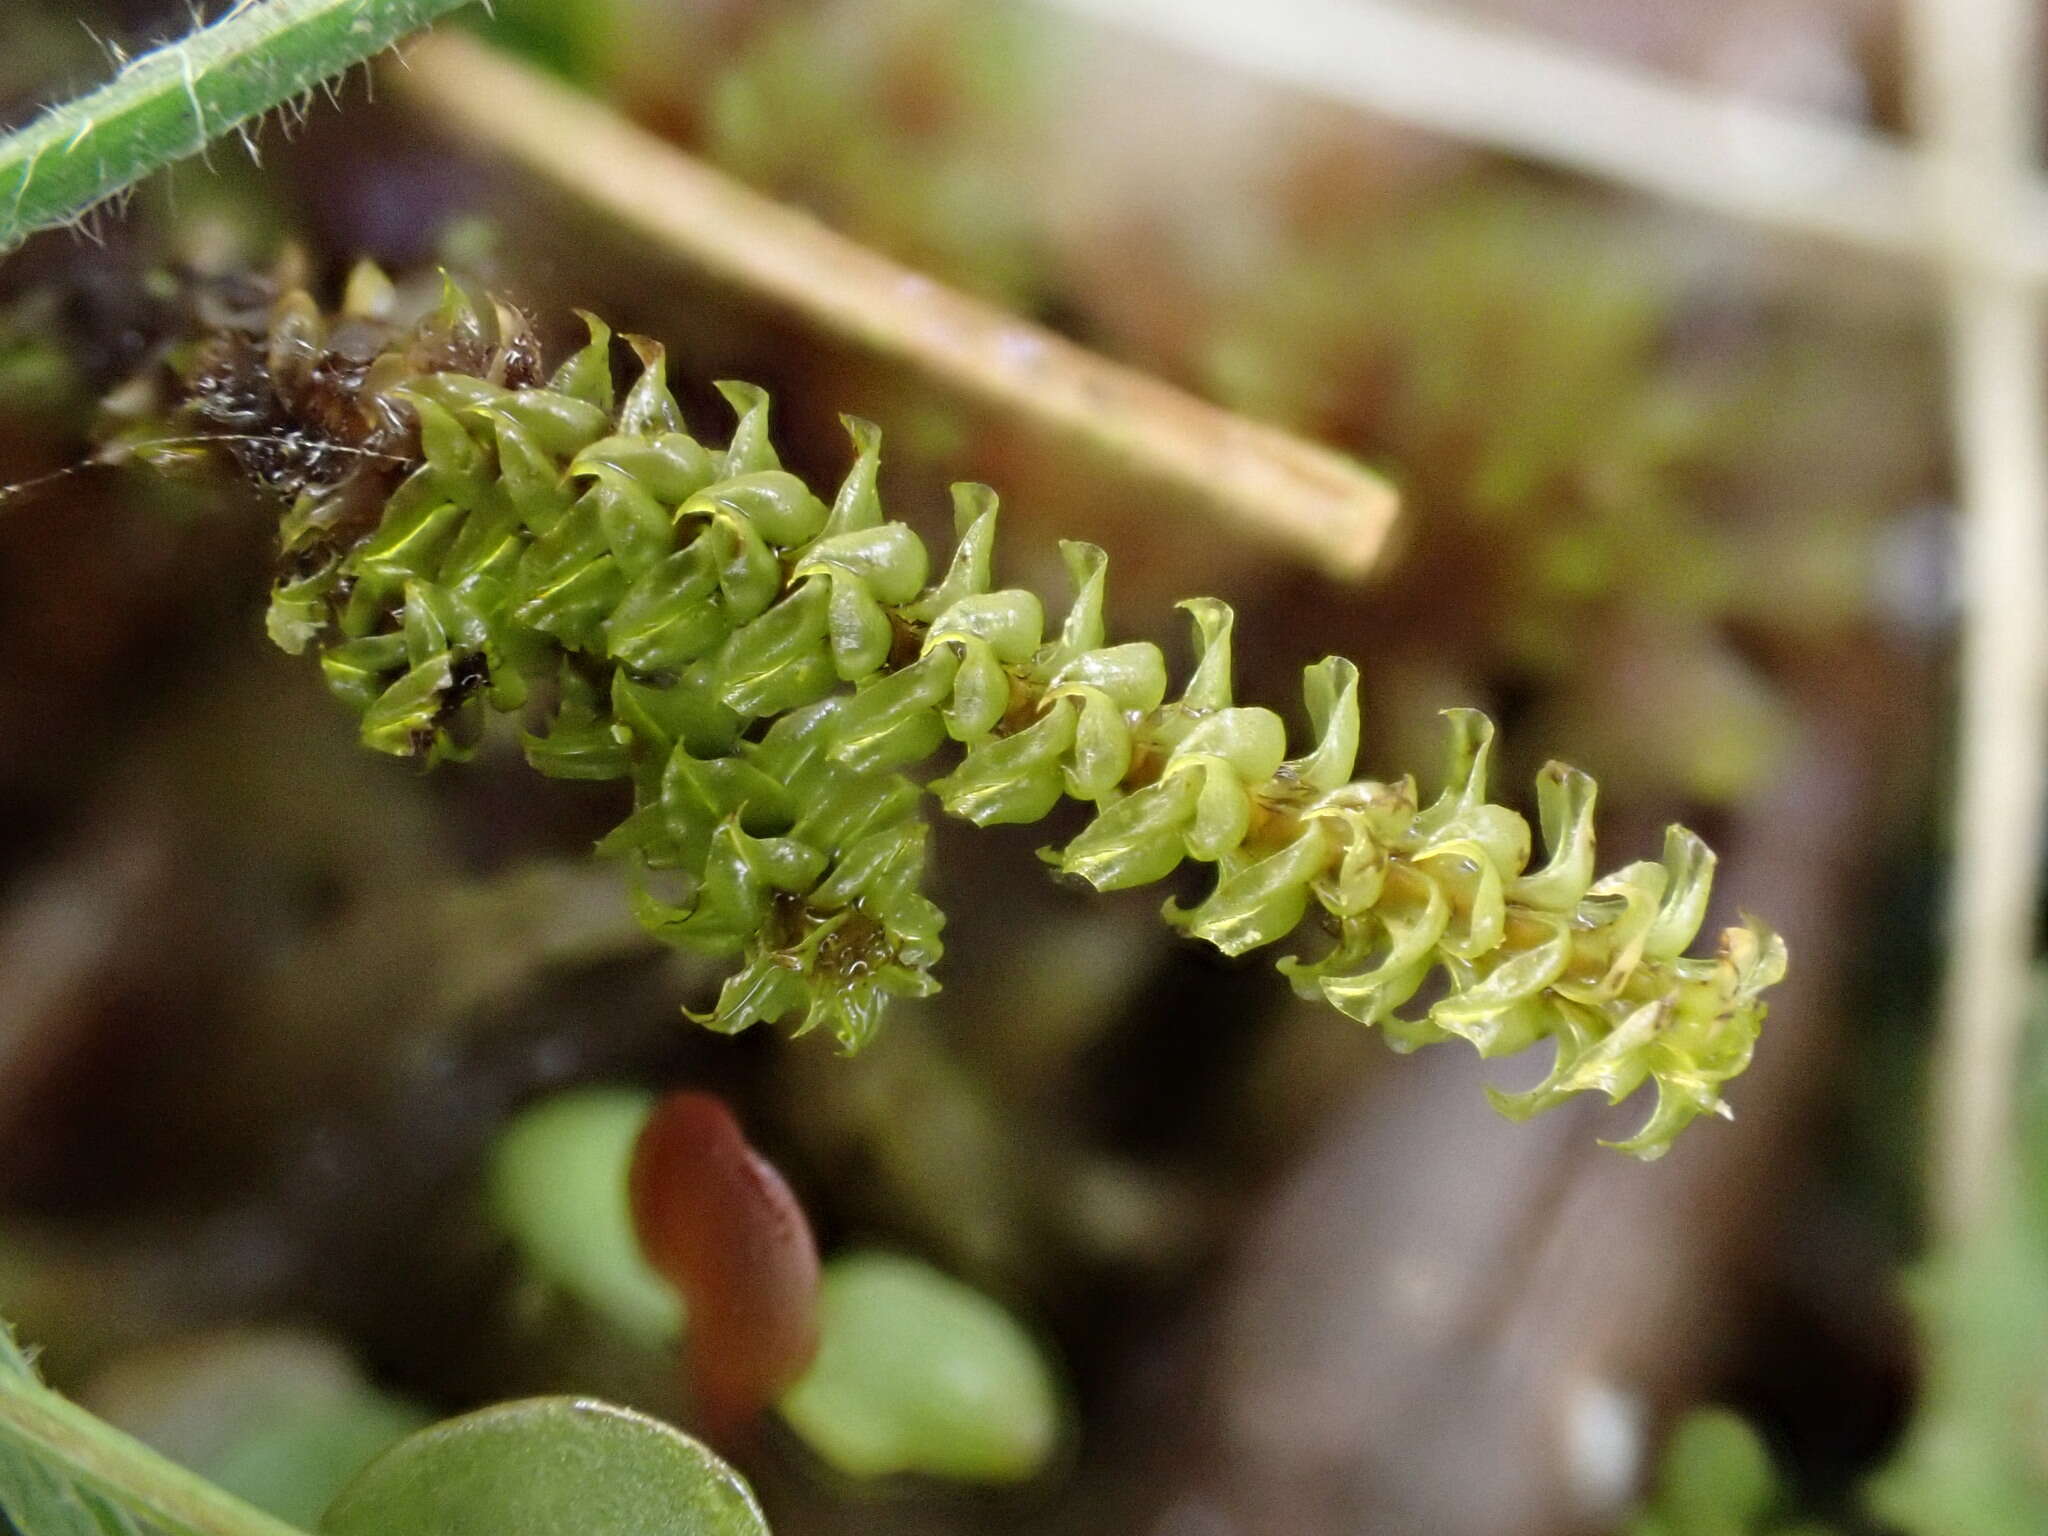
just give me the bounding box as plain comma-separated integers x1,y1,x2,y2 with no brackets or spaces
319,1397,768,1536
487,1088,684,1345
778,1251,1060,1483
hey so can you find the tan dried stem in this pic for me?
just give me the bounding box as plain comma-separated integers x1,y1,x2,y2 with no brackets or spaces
385,31,1397,580
1042,0,2048,281
1908,0,2048,1243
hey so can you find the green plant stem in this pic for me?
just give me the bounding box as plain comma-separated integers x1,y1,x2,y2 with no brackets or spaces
0,0,475,252
0,1370,311,1536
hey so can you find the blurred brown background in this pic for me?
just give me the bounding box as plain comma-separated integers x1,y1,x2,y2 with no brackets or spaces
0,1,1991,1532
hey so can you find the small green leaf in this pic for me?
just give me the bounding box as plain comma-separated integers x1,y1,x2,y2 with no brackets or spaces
1625,1407,1806,1536
318,1398,767,1536
1659,1409,1775,1528
1865,1072,2048,1536
778,1252,1060,1484
0,1319,306,1536
487,1090,683,1346
205,1394,430,1530
84,1330,429,1531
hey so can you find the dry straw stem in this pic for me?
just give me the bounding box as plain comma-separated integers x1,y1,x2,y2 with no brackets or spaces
1908,0,2048,1244
387,32,1397,580
1043,0,2048,281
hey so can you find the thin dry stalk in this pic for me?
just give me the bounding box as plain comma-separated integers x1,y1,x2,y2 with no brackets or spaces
1907,0,2048,1242
386,32,1398,579
1042,0,2048,281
